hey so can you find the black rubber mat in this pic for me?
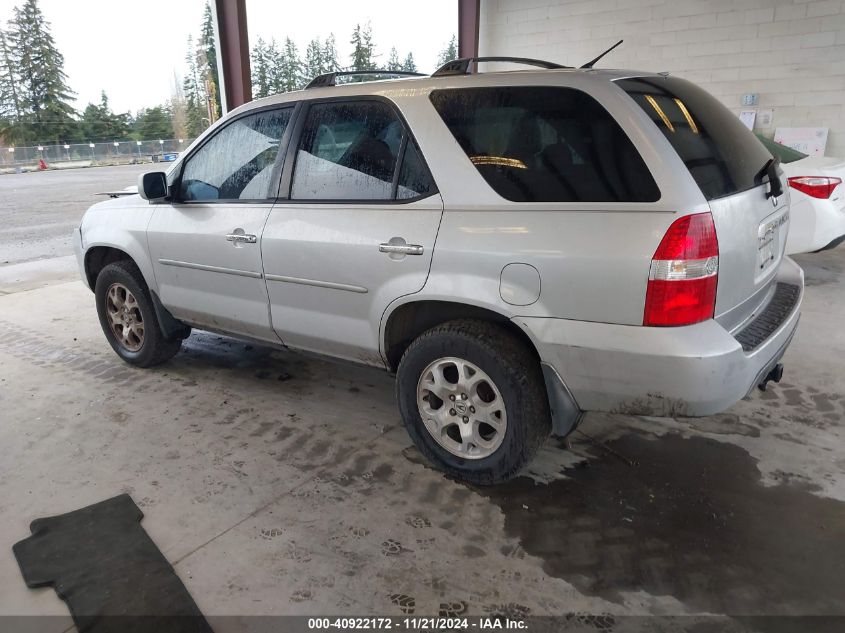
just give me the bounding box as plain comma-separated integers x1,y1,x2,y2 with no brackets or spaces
13,494,212,633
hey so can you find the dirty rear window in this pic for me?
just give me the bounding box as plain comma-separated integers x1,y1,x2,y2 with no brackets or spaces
617,76,773,201
429,87,660,203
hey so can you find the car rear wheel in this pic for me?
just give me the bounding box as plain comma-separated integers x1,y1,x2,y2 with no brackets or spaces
94,260,182,367
396,319,551,485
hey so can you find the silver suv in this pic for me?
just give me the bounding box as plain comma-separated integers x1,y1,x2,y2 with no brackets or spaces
73,59,803,484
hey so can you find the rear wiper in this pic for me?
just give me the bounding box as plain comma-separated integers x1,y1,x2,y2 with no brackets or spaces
754,158,783,199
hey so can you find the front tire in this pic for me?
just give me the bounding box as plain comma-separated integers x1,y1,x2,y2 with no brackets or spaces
396,319,551,485
94,260,182,367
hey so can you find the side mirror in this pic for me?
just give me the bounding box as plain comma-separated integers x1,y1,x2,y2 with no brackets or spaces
138,172,169,201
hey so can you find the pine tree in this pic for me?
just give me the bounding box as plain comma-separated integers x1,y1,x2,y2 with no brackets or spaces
266,38,285,94
304,38,324,82
386,47,402,72
183,35,209,137
199,2,220,118
322,33,341,72
0,27,23,143
81,91,130,141
7,0,78,144
169,72,188,141
402,52,417,73
436,35,457,68
279,37,303,92
349,23,375,71
251,37,272,98
133,106,173,140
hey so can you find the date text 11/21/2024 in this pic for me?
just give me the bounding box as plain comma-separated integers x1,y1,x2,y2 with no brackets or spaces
307,617,528,630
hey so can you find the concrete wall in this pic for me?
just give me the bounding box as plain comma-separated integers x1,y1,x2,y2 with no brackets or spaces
479,0,845,156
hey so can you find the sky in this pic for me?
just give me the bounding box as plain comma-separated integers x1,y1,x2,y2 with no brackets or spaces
0,0,457,115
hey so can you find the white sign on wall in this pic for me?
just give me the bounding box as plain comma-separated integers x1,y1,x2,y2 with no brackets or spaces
774,127,829,157
739,110,757,130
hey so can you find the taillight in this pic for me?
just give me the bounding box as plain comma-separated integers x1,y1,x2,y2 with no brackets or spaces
788,176,842,199
644,212,719,327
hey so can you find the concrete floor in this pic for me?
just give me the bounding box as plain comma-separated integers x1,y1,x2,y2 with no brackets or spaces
1,166,844,630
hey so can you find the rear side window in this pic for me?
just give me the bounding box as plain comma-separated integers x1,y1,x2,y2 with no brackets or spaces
290,100,435,201
397,141,435,199
429,87,659,203
617,76,773,200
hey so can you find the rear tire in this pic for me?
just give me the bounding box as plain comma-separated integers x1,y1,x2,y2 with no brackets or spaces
396,319,551,485
94,260,182,367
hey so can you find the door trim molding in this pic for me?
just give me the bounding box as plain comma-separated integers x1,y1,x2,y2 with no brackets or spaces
158,258,263,279
264,273,368,294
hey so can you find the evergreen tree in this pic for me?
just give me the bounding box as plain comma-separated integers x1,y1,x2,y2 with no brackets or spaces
304,37,324,82
80,91,130,141
7,0,77,144
349,23,375,71
402,52,417,73
436,35,457,68
199,2,220,118
182,35,208,137
251,37,272,98
266,38,285,94
279,37,303,92
169,72,188,141
386,47,402,72
133,106,173,140
0,27,23,143
321,33,341,73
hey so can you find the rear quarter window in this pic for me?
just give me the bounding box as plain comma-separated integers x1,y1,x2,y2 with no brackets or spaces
616,76,773,200
429,86,660,203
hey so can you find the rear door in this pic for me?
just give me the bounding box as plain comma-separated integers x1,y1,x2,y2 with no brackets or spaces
617,77,788,330
261,98,443,364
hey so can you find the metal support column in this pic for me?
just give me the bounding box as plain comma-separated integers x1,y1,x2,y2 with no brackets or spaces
211,0,252,115
458,0,480,58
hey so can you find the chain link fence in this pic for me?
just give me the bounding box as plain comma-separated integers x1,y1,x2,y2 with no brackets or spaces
0,139,196,171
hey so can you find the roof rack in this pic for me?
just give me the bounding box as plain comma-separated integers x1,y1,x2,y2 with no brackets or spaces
305,70,426,89
431,56,570,77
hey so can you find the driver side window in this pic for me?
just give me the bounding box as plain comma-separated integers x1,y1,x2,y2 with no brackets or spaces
179,107,292,202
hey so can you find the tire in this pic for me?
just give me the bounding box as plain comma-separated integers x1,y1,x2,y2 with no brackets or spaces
396,319,551,485
94,260,182,368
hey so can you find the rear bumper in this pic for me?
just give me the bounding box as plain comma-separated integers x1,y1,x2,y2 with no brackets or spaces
519,257,804,417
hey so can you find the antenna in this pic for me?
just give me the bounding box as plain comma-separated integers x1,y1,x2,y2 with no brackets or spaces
580,40,624,69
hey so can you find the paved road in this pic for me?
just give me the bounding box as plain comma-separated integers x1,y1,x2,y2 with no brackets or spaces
0,164,151,265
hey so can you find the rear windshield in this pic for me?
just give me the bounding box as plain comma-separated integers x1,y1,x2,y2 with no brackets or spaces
429,87,660,203
616,76,772,200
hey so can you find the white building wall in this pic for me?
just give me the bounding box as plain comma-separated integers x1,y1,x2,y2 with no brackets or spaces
479,0,845,156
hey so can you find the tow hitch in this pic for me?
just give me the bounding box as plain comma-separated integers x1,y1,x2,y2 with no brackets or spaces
758,363,784,391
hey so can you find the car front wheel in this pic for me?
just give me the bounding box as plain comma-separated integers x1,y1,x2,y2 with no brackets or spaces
94,260,182,367
396,319,551,485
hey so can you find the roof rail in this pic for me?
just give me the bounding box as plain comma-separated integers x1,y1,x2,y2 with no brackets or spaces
431,56,570,77
305,70,426,89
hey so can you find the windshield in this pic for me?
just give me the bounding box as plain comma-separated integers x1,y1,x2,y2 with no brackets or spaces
617,76,773,201
755,134,808,164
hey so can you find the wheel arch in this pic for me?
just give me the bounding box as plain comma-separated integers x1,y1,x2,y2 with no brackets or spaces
82,233,157,294
382,298,582,438
382,299,539,373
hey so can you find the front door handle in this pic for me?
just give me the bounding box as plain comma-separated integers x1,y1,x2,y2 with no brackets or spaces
379,243,424,256
226,232,257,244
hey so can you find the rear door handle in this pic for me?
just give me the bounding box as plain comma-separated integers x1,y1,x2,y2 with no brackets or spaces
226,232,257,244
379,243,424,255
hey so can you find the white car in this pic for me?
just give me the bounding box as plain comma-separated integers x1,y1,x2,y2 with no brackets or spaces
757,135,845,254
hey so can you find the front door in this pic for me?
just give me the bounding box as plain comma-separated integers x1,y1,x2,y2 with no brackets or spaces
261,99,443,364
147,106,294,341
